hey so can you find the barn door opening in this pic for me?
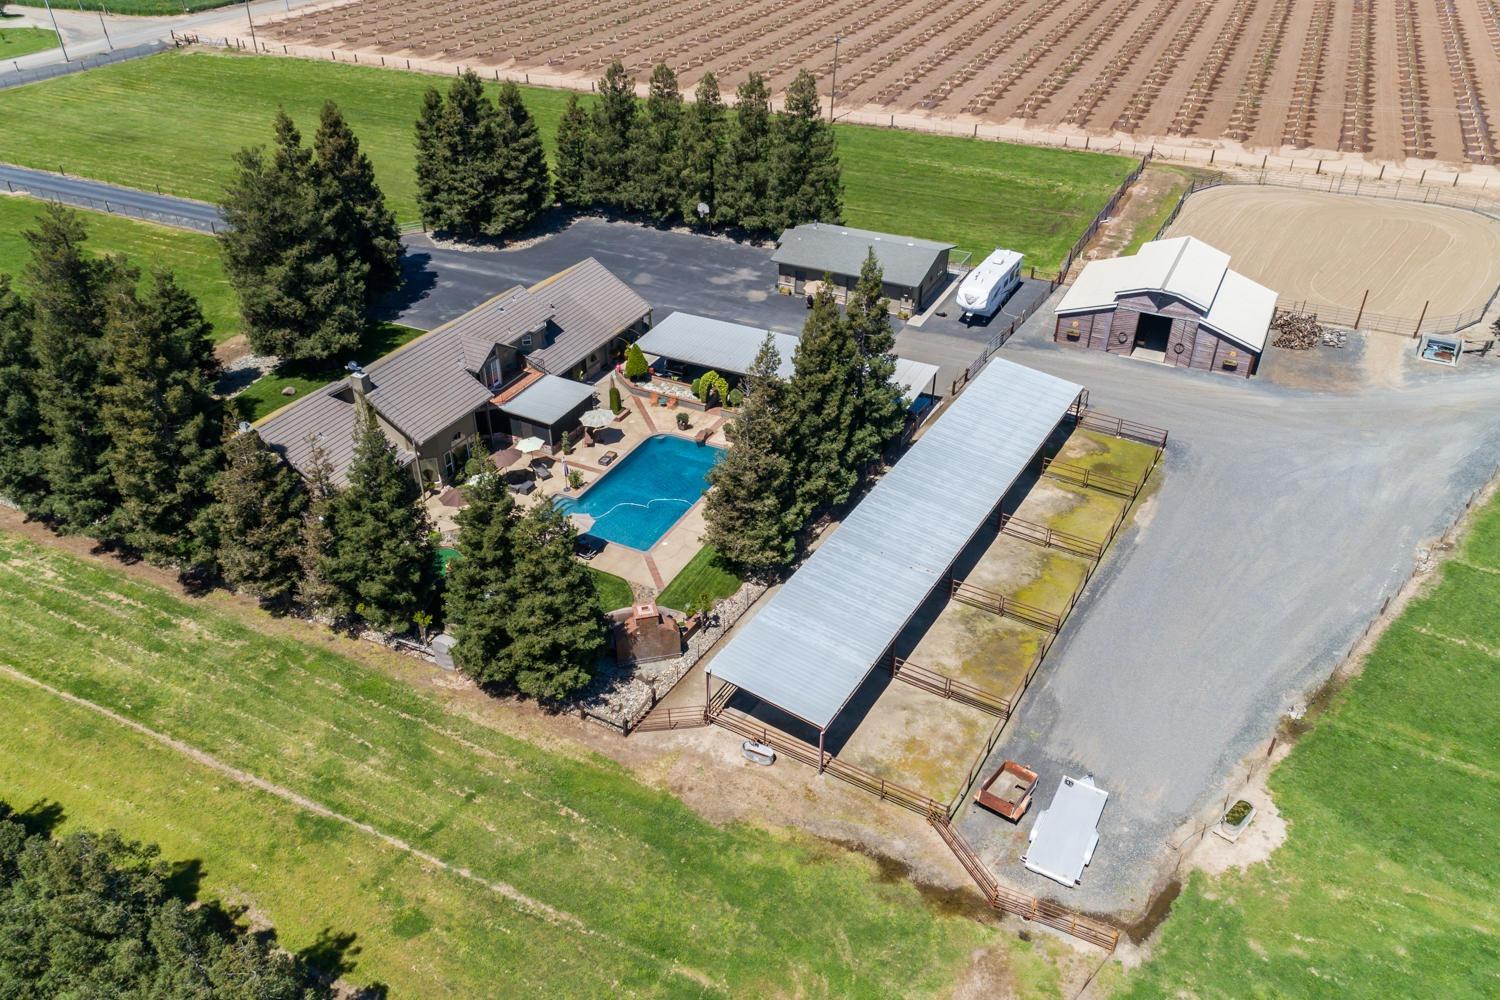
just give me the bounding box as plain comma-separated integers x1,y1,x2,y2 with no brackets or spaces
1133,313,1172,362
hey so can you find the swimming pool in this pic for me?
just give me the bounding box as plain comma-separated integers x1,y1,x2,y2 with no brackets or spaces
555,434,724,551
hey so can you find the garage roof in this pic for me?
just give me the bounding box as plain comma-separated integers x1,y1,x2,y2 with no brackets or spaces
708,357,1083,731
636,312,799,378
772,223,956,289
1057,237,1276,352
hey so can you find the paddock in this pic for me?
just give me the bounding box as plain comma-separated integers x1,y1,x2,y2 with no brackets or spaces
1165,185,1500,329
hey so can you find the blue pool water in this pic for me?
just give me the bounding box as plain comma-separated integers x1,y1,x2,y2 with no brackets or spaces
555,435,724,551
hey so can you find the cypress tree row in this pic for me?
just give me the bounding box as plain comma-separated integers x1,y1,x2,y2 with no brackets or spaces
772,69,844,228
492,81,552,233
213,423,307,606
321,404,437,632
715,73,777,231
586,60,638,210
784,281,861,525
0,276,44,513
631,62,683,219
313,101,402,299
673,72,727,227
444,463,518,686
97,271,223,570
219,110,367,361
553,93,591,207
295,441,342,614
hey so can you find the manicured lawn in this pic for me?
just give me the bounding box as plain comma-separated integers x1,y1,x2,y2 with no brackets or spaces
0,26,57,59
0,50,1134,262
589,566,634,613
0,195,240,343
657,545,741,610
235,321,425,422
0,532,993,996
1118,496,1500,998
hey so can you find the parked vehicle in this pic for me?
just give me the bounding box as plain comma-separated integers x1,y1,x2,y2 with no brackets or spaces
956,248,1023,322
1021,774,1107,887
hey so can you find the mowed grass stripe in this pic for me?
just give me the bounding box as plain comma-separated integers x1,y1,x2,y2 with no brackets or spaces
1120,497,1500,998
0,534,989,996
0,50,1134,265
0,672,678,998
0,195,240,342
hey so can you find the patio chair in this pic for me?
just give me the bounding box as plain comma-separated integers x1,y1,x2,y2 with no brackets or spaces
575,536,604,560
510,479,536,496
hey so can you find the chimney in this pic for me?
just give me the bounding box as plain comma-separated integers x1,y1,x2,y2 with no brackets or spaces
345,361,372,397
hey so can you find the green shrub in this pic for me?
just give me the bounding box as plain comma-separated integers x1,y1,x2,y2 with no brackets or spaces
676,411,691,430
690,375,705,399
624,343,649,380
608,384,622,414
727,387,744,408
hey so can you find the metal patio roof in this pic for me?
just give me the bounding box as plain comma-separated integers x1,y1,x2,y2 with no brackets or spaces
635,312,799,378
708,357,1084,731
496,374,596,426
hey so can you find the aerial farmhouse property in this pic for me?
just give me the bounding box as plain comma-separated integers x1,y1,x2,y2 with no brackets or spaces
1054,236,1277,378
256,258,650,487
772,222,956,313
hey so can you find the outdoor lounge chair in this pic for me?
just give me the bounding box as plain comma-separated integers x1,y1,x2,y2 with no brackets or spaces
575,536,604,560
510,479,536,496
598,450,619,467
531,460,553,481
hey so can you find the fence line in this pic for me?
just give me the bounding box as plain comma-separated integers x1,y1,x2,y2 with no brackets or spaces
995,512,1103,560
2,177,221,233
632,706,708,733
2,40,167,91
890,656,1012,717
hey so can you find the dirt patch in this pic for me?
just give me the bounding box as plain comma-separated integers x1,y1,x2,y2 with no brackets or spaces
214,334,252,366
1081,165,1211,262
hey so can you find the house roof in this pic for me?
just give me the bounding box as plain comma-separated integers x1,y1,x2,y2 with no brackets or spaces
772,223,955,289
496,374,596,426
635,312,799,378
361,331,495,445
253,387,416,487
707,357,1083,731
1057,237,1276,352
527,258,652,374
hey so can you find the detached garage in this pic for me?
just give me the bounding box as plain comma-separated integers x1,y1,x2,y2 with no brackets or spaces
1055,237,1276,378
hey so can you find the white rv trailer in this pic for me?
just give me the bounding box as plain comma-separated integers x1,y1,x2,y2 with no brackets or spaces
1021,774,1108,887
955,248,1023,321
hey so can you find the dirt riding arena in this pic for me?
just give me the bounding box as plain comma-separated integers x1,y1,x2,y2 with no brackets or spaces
264,0,1500,166
1165,184,1500,328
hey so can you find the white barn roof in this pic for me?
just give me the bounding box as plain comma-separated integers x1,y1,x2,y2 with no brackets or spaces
708,357,1083,730
1057,236,1276,352
636,313,799,378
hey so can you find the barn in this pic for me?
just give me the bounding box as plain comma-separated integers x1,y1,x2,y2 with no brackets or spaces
1054,237,1276,378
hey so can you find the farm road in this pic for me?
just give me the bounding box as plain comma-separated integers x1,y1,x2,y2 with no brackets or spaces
928,301,1500,917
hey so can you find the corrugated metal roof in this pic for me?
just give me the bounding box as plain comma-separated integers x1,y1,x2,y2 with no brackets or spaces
635,312,799,378
708,357,1083,730
497,374,596,426
772,223,955,289
891,357,939,404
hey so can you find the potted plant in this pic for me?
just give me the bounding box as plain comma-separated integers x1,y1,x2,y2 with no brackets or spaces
676,411,691,430
567,469,584,491
1215,799,1256,842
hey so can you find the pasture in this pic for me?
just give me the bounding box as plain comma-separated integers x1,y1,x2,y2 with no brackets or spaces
0,50,1134,265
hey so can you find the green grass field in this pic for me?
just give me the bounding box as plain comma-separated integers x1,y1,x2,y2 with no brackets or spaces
0,50,1134,265
236,322,424,422
0,532,993,996
0,195,240,343
656,546,741,610
1119,496,1500,998
0,25,57,59
589,566,634,612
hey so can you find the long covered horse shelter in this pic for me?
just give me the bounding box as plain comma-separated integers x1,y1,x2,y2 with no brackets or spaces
707,357,1086,755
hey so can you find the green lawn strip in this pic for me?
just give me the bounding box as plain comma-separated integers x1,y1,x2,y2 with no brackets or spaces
0,533,991,996
0,26,57,59
1012,549,1091,617
0,194,240,343
656,545,741,609
0,674,662,998
589,566,634,613
1117,166,1203,258
0,50,1133,261
235,321,425,422
1118,498,1500,998
1042,487,1127,547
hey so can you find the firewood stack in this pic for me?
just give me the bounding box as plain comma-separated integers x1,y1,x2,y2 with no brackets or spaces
1271,311,1329,350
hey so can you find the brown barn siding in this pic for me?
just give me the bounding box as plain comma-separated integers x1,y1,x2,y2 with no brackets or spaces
1106,309,1138,354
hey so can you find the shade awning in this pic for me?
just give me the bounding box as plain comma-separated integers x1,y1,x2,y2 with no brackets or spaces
497,375,596,426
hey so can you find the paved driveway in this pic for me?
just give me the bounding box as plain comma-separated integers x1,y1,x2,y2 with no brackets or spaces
900,297,1500,917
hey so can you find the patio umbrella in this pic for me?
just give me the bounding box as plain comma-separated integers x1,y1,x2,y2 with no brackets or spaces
515,436,545,455
579,408,613,430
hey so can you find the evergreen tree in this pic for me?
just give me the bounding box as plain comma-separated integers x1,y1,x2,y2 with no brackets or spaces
213,423,307,606
785,281,859,525
772,69,843,226
410,71,506,238
98,271,223,569
414,86,449,221
716,73,777,231
313,100,402,298
704,333,797,573
623,341,649,379
323,404,436,632
630,63,683,218
492,81,552,234
586,60,637,209
844,250,905,475
220,110,367,361
295,441,341,613
673,72,727,227
0,276,45,513
24,204,123,533
444,465,518,685
496,502,605,701
553,93,591,207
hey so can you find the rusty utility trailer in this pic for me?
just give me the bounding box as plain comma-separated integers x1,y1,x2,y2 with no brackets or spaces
974,760,1038,820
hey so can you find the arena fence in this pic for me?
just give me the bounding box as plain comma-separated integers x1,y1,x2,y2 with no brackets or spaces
1154,173,1500,336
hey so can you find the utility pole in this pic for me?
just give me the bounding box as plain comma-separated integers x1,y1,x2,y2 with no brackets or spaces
98,3,113,50
828,33,841,122
242,0,257,50
41,0,69,62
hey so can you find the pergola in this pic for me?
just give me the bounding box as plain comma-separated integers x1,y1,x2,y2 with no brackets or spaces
707,356,1086,758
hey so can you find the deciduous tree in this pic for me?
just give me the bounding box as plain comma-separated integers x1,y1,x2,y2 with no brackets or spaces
98,271,223,570
631,62,683,218
445,463,518,685
673,72,727,227
704,333,797,572
0,276,44,513
220,110,367,361
314,100,402,298
496,502,604,701
322,404,436,632
716,73,776,231
213,422,307,606
772,69,843,226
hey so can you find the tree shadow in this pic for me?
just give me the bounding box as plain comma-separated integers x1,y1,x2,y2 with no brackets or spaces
374,250,438,320
3,798,66,838
164,856,205,902
298,926,362,980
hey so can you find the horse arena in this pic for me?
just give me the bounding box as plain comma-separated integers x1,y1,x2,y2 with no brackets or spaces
266,0,1500,165
1164,184,1500,330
